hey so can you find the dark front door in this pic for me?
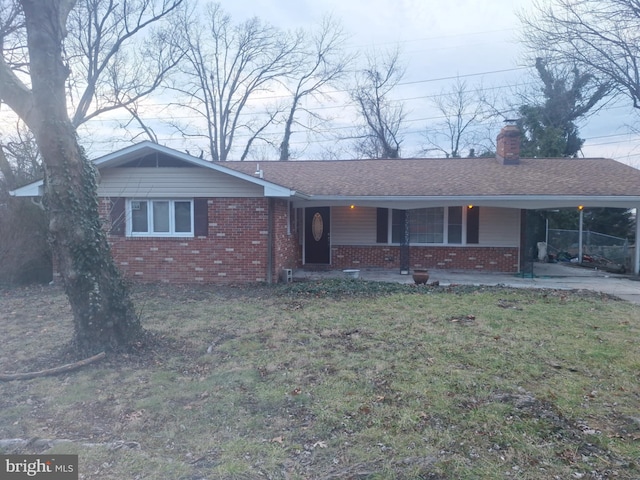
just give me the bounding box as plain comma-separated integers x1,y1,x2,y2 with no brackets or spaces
305,207,330,264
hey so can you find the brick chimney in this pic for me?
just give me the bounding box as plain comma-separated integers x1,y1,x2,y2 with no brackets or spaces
496,124,520,165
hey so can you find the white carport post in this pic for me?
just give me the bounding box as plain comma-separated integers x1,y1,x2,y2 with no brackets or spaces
635,206,640,275
578,207,584,264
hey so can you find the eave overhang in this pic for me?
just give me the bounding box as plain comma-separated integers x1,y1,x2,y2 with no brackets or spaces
290,195,640,210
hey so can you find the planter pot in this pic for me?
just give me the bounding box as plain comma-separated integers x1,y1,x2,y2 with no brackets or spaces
412,269,429,285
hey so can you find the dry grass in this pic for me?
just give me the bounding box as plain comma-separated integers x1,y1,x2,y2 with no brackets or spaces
1,280,639,479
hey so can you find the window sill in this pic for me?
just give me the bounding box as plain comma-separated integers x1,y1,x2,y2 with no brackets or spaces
125,235,195,239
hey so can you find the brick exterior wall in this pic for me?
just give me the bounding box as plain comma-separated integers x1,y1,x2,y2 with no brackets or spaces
94,196,519,283
100,197,302,284
331,245,520,272
272,199,302,281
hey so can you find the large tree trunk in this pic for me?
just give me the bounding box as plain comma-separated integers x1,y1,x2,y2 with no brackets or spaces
21,0,142,354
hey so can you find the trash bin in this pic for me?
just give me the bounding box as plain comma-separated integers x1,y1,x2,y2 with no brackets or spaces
537,242,548,262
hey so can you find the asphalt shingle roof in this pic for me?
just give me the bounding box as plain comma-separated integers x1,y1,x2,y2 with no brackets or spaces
224,157,640,197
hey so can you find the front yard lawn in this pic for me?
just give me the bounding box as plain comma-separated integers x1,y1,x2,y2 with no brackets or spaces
1,280,639,479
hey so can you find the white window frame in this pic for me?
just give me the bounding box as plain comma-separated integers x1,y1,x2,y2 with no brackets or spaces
127,199,194,237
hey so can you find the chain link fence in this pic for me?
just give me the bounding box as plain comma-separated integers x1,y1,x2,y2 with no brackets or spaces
547,228,630,270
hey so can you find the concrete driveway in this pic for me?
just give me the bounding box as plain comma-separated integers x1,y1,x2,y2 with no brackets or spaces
295,263,640,305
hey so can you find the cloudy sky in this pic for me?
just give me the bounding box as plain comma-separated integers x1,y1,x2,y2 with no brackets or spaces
210,0,535,159
3,0,639,165
209,0,640,165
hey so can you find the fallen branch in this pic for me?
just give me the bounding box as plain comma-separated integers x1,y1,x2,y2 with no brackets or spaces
0,437,140,453
0,352,106,381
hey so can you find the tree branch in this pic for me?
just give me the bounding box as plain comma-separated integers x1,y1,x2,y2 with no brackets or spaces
0,352,106,381
0,55,35,129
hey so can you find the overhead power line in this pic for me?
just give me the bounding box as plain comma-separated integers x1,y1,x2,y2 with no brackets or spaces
397,67,529,86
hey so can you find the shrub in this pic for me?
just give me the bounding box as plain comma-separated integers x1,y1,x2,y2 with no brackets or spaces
0,194,51,285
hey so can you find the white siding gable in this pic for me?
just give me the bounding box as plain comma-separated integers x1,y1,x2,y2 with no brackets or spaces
98,167,264,198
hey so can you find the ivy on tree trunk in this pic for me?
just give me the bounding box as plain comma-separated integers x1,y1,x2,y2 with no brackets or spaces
18,0,142,354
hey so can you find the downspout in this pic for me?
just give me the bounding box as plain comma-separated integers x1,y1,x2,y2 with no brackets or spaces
519,209,526,275
267,198,274,284
635,206,640,275
400,210,410,274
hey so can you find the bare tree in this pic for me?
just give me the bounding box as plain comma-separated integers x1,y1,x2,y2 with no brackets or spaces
423,78,497,158
0,1,23,61
520,0,638,109
0,143,17,189
118,100,160,143
0,0,185,150
0,132,50,285
171,3,302,161
0,122,41,188
351,48,406,159
65,0,185,129
278,15,350,161
0,0,181,295
0,0,142,354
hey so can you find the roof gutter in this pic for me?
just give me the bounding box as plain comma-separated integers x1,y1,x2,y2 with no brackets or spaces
266,198,274,284
290,195,640,209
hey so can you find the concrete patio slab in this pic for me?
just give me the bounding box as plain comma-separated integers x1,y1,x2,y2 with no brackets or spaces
294,263,640,305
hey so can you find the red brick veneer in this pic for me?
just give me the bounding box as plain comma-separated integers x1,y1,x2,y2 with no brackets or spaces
272,199,302,280
331,245,520,272
101,197,301,284
94,197,519,283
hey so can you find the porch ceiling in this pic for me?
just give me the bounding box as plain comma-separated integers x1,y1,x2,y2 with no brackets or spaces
290,195,640,210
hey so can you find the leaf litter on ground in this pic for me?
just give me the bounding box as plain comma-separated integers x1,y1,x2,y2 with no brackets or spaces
0,280,638,479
